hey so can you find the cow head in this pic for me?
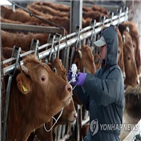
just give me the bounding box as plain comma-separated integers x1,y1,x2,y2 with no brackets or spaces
49,57,67,81
7,55,73,140
74,45,96,74
49,57,77,124
119,21,141,74
16,55,72,122
127,21,141,74
123,31,139,87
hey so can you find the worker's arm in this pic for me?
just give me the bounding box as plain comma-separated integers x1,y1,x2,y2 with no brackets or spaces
83,69,123,106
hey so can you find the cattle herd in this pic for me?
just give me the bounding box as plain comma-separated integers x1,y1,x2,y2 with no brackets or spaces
1,1,141,141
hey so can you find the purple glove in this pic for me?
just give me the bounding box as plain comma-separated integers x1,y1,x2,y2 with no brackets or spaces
77,72,87,86
68,69,77,86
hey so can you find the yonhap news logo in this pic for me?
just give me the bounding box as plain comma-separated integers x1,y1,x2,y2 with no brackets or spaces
90,119,99,136
90,119,138,136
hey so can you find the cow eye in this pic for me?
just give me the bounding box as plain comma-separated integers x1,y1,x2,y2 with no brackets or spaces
52,67,57,73
41,75,46,81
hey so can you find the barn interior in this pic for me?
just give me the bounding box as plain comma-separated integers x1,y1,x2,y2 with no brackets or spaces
1,0,141,141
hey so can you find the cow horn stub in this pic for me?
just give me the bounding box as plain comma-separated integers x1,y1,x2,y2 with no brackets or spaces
78,50,82,59
21,65,28,74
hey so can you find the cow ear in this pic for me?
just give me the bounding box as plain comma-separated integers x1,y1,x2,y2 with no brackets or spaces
16,73,31,95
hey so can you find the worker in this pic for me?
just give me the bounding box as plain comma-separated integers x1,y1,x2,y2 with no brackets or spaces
68,25,124,141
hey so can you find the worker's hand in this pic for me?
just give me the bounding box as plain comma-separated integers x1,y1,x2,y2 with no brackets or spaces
77,72,87,86
68,69,77,86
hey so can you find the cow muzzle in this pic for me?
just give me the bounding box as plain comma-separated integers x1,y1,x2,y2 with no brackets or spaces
66,83,72,93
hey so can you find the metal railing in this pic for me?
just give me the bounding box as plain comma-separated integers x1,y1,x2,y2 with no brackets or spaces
2,7,129,76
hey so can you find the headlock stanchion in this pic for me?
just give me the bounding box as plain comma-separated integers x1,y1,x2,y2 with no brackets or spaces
0,30,3,140
2,46,21,141
30,38,40,59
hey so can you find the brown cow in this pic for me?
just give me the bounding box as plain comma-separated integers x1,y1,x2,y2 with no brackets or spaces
123,30,139,87
1,30,49,51
34,1,108,16
72,45,97,138
73,45,96,105
27,4,69,18
28,3,107,22
2,47,14,59
83,10,108,22
5,55,72,141
119,21,141,74
1,6,46,23
49,57,77,125
1,6,70,33
35,1,70,12
1,16,23,24
34,1,108,15
27,5,54,18
1,16,49,27
120,29,141,140
92,5,108,15
1,4,108,34
74,45,96,74
28,57,77,141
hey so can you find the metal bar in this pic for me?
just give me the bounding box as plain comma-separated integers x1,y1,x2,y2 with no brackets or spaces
30,39,40,59
2,76,12,141
70,0,83,33
82,116,90,126
1,23,64,35
62,125,66,139
76,105,82,141
2,50,34,65
0,89,1,141
2,10,129,76
0,17,2,141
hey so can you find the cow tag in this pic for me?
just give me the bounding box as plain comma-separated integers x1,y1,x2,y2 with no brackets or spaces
16,73,30,95
22,85,28,92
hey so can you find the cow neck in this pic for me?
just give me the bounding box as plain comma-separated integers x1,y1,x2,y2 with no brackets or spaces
7,74,48,141
34,120,53,141
7,78,34,141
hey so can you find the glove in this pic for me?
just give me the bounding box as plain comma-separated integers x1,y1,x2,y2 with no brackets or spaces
68,69,77,86
77,72,87,86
